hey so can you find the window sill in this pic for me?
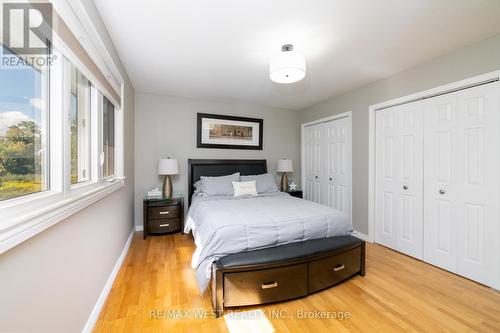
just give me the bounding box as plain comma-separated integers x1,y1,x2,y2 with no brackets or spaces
0,178,125,254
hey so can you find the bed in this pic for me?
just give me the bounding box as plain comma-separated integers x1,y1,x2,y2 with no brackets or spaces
185,159,365,316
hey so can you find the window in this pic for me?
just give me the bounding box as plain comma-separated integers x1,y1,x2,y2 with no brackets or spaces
0,3,125,254
102,96,115,177
69,63,92,184
0,46,124,249
0,45,49,201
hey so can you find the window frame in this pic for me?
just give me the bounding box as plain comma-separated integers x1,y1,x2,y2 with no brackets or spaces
69,61,93,186
102,96,117,179
0,39,125,254
0,50,53,205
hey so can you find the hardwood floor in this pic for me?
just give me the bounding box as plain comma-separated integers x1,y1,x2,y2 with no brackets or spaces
94,233,500,332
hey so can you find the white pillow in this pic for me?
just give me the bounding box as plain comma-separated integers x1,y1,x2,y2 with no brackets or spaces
232,181,258,197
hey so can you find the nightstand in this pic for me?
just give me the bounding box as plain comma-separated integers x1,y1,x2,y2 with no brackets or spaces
288,190,303,199
143,196,184,239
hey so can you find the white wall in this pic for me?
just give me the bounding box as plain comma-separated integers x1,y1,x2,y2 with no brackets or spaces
300,34,500,235
0,0,136,331
135,93,302,226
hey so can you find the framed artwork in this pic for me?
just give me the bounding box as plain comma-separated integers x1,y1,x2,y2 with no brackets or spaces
197,113,263,150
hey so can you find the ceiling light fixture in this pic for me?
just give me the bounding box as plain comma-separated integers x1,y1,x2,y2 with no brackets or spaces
269,44,306,84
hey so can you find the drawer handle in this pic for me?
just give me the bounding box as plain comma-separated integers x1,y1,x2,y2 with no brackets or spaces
159,211,170,215
261,281,278,289
159,223,170,227
333,264,345,272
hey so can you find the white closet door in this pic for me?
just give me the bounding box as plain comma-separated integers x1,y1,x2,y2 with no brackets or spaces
375,102,424,259
304,124,322,203
422,93,459,272
457,83,500,287
423,82,500,286
375,107,398,249
324,117,350,217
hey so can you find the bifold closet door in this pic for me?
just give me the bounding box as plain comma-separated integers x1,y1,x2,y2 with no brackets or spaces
375,102,424,259
423,81,500,287
324,117,350,216
304,117,352,218
304,124,322,203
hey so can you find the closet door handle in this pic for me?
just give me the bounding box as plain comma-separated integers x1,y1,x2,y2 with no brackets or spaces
329,177,333,181
402,185,408,190
315,176,318,179
439,189,445,195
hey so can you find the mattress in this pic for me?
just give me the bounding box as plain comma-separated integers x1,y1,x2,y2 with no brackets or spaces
184,191,353,293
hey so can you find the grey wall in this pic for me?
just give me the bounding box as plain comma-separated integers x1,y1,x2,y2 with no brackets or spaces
135,93,302,226
300,34,500,235
0,81,135,333
0,0,136,331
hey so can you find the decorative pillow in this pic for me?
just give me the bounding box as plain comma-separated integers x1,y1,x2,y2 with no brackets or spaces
240,173,279,193
200,172,240,196
232,181,258,197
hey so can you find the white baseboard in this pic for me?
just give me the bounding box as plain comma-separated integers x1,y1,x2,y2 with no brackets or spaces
351,230,370,242
135,225,143,231
81,229,134,333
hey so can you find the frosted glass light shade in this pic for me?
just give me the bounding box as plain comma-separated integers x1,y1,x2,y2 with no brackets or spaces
158,158,179,175
270,51,306,84
277,159,293,172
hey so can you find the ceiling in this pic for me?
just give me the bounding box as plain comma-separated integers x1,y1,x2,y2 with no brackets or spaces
94,0,500,110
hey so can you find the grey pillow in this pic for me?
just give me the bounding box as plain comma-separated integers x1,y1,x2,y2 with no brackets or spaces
193,180,202,196
240,173,279,193
200,172,240,196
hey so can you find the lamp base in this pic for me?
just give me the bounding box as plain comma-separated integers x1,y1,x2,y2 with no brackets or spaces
280,173,289,192
163,175,173,199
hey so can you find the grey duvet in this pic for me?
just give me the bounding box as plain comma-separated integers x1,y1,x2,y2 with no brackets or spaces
184,192,352,293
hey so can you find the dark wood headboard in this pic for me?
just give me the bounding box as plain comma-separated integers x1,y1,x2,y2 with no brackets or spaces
188,159,267,206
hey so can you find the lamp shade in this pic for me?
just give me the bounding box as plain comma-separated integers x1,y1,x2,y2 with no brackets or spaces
277,159,293,172
158,158,179,175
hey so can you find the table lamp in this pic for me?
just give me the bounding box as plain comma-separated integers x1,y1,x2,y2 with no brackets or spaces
158,157,179,198
277,159,293,192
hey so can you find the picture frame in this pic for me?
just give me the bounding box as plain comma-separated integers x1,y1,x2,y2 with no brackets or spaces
196,113,263,150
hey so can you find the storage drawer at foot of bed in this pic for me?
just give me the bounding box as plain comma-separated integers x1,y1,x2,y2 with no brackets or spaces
308,246,362,293
224,264,307,307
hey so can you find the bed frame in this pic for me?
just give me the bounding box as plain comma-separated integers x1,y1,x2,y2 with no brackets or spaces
187,159,365,317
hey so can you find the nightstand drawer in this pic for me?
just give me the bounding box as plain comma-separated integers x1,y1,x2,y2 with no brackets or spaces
149,218,180,233
148,206,180,219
